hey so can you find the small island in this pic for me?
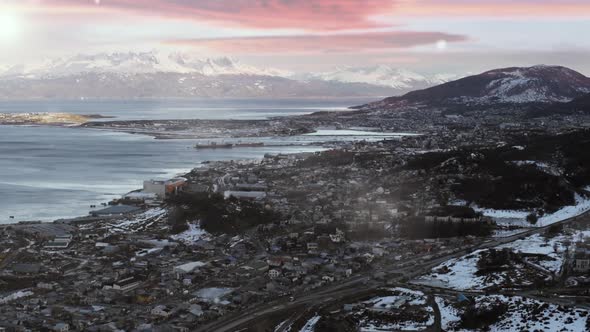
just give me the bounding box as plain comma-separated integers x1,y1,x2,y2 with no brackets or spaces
0,112,108,126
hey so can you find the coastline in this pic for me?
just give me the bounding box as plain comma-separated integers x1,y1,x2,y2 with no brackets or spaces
0,148,329,226
0,99,414,223
0,123,417,224
0,121,336,224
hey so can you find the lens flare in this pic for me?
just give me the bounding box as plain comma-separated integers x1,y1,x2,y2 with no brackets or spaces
436,39,448,51
0,9,23,43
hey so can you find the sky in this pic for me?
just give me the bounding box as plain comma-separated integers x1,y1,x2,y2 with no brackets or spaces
0,0,589,75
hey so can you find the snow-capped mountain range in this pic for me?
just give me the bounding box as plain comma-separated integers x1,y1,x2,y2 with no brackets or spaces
0,51,293,79
300,65,460,90
2,53,587,104
0,51,459,89
0,51,463,99
0,52,399,99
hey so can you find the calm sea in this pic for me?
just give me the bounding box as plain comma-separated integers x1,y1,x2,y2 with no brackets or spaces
0,98,375,223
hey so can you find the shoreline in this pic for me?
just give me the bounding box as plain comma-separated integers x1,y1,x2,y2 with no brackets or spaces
0,151,314,226
0,141,329,225
0,102,416,224
0,123,417,225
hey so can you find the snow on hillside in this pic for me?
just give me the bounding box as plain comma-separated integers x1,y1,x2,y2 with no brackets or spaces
479,65,590,103
374,65,590,107
303,65,458,89
437,295,589,332
414,229,587,291
474,194,590,227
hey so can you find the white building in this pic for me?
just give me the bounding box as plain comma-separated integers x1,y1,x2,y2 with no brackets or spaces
143,177,187,198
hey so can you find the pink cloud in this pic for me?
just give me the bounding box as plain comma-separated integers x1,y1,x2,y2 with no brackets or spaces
32,0,590,29
166,31,468,54
39,0,396,30
397,0,590,17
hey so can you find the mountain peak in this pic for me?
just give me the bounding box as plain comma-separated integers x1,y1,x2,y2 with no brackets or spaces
389,65,590,105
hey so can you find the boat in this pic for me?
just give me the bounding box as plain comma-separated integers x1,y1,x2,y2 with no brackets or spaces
234,142,265,147
194,142,233,149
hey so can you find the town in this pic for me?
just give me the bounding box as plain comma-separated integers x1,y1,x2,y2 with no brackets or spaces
3,0,590,330
1,122,590,331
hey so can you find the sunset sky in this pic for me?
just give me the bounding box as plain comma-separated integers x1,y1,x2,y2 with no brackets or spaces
1,0,589,74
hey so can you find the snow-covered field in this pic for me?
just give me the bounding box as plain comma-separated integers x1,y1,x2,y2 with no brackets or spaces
497,233,567,273
412,249,497,291
358,288,435,331
474,194,590,228
435,295,589,331
415,230,589,291
490,295,589,332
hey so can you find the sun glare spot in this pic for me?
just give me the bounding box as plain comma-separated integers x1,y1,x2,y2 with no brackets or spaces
436,39,448,51
0,8,22,43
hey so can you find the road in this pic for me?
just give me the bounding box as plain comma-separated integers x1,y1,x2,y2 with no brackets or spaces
197,210,590,332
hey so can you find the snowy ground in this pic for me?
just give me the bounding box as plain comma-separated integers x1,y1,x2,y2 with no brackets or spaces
193,287,233,304
103,208,167,233
413,248,542,291
474,194,590,228
435,295,589,331
274,320,292,332
299,315,321,332
412,249,497,291
0,290,34,304
364,287,428,309
357,288,435,331
415,230,588,291
435,297,462,331
171,223,209,244
360,306,434,332
511,160,561,176
497,233,567,273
